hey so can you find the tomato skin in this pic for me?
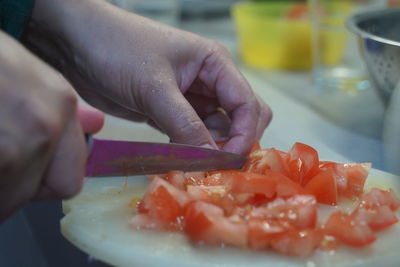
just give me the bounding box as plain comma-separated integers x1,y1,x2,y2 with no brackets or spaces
287,143,320,186
304,168,337,205
323,211,376,247
229,172,277,198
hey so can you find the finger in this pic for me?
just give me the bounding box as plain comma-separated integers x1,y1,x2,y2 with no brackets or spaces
77,104,105,134
145,81,218,149
203,109,231,141
35,111,86,200
254,94,273,140
78,89,163,132
198,49,261,154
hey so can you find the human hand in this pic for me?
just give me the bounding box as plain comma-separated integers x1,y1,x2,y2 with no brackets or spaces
0,31,103,221
26,0,272,155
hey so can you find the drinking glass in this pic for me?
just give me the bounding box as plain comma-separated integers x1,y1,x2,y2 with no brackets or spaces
308,0,384,93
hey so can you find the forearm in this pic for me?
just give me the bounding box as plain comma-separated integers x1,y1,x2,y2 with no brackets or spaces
25,0,172,80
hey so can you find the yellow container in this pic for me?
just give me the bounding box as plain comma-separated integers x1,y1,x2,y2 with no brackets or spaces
231,1,353,71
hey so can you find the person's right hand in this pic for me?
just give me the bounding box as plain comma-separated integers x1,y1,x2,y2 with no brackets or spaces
0,31,102,221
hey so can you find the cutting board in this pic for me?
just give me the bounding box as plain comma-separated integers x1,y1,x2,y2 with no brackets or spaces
61,168,400,267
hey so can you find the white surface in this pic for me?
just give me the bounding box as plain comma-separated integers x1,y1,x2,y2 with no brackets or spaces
61,169,400,267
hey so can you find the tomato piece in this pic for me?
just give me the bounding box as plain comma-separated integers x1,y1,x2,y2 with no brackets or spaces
202,171,230,186
352,205,398,231
320,162,370,199
250,195,317,230
287,143,320,185
350,188,400,231
336,163,370,199
184,201,248,247
359,187,400,211
323,211,376,247
186,185,237,213
138,177,189,230
304,168,337,205
229,172,277,198
165,170,186,190
270,229,321,258
263,170,305,198
243,148,290,176
248,218,287,250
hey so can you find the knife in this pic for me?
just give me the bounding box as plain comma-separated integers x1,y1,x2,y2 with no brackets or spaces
85,137,247,177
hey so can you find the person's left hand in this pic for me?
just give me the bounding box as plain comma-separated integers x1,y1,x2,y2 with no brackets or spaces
25,0,272,155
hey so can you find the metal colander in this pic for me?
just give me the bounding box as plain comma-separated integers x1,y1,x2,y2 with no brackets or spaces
347,8,400,105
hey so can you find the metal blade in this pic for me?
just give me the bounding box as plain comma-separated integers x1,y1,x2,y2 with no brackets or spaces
85,138,246,177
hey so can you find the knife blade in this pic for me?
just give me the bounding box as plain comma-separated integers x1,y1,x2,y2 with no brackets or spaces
85,137,247,177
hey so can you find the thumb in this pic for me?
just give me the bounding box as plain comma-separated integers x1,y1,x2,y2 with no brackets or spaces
77,104,105,134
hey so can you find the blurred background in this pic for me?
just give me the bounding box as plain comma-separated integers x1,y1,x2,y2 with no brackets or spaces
3,0,400,267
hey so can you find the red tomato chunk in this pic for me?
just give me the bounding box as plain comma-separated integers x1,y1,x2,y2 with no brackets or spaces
131,142,400,258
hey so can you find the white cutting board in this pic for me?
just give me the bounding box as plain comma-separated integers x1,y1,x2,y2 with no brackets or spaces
61,168,400,267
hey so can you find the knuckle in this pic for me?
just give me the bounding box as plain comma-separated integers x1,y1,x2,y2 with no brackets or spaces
173,119,206,144
210,41,230,56
55,83,78,114
180,119,204,135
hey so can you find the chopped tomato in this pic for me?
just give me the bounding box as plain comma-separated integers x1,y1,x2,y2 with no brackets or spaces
287,143,320,186
359,187,400,211
248,218,287,250
304,168,337,205
165,170,186,190
243,148,290,176
351,188,400,230
263,170,305,198
131,142,400,258
138,177,189,230
323,211,376,247
336,163,370,199
228,172,277,197
249,195,317,229
352,205,398,231
270,229,321,258
320,161,370,199
184,201,248,247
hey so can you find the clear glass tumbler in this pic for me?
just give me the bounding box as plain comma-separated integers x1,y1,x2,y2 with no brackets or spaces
308,0,384,93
